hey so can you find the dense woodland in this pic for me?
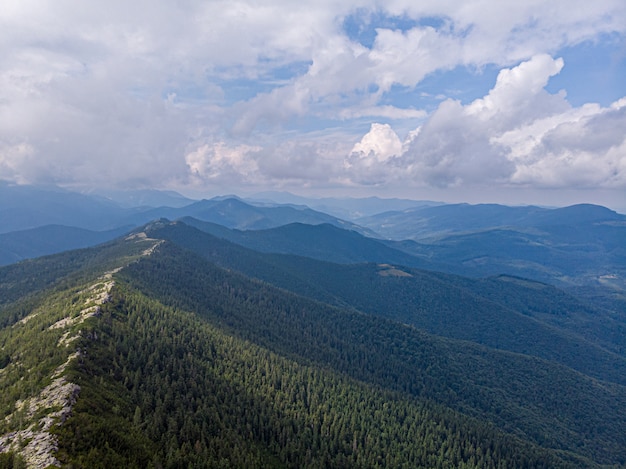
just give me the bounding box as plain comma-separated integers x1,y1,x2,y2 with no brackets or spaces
1,222,625,467
54,286,580,468
147,221,626,385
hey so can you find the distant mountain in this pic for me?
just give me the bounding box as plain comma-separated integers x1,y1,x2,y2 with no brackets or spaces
0,183,133,233
122,197,375,235
387,222,626,286
2,223,625,466
89,188,194,208
528,203,626,225
0,186,379,265
358,202,625,239
180,217,441,269
179,208,626,291
357,203,539,239
356,203,626,289
2,184,623,291
250,191,441,219
0,224,132,266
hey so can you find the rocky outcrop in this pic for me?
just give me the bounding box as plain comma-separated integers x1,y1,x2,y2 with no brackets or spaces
1,238,162,467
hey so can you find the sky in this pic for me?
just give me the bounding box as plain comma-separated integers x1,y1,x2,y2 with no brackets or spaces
1,1,625,211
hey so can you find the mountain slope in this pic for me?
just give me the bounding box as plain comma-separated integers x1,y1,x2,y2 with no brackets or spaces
180,217,439,269
361,203,626,289
57,283,582,468
0,183,133,233
118,239,626,465
124,197,372,235
145,220,626,386
249,191,440,219
0,234,161,467
0,233,602,467
357,203,625,240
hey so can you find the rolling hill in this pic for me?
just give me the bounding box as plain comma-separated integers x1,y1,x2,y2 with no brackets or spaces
123,197,373,234
356,202,626,240
357,203,626,289
179,217,437,268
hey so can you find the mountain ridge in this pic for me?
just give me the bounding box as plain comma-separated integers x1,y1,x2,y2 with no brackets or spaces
1,221,625,466
143,220,626,385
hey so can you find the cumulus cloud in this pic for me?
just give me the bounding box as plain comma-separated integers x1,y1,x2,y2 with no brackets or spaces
230,1,626,133
346,54,626,190
403,55,569,187
351,123,403,162
504,99,626,187
465,54,568,127
185,138,349,191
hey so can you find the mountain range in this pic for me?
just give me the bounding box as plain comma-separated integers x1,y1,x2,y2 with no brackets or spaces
1,184,624,292
1,184,625,466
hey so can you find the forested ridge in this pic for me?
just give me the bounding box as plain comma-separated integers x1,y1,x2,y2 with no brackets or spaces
54,284,584,468
145,220,626,385
1,225,625,467
118,241,626,465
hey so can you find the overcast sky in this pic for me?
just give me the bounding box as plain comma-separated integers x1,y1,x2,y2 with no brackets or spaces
1,1,625,210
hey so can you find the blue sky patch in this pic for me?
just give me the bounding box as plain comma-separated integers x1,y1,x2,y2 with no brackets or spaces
343,10,447,48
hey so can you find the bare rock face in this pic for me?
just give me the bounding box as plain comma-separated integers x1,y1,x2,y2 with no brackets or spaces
1,241,162,467
0,275,112,467
0,352,82,468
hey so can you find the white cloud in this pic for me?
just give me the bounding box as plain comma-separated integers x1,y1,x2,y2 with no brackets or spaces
465,54,567,126
0,0,624,200
347,54,626,191
184,138,348,191
504,99,626,187
351,123,403,162
185,141,261,182
0,143,37,184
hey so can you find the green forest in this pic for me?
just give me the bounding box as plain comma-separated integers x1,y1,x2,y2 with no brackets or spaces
1,223,625,468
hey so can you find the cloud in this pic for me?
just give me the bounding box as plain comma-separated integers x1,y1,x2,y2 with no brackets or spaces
0,143,37,184
503,99,626,187
350,123,403,162
228,2,626,133
185,141,261,183
0,0,624,199
465,54,567,126
344,54,626,190
402,98,516,187
185,138,348,191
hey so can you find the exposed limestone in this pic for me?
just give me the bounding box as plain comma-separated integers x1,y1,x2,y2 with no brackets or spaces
1,236,163,467
57,330,79,348
142,239,164,256
16,312,39,327
125,232,163,256
0,274,113,467
125,231,148,240
0,374,80,468
0,342,83,468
